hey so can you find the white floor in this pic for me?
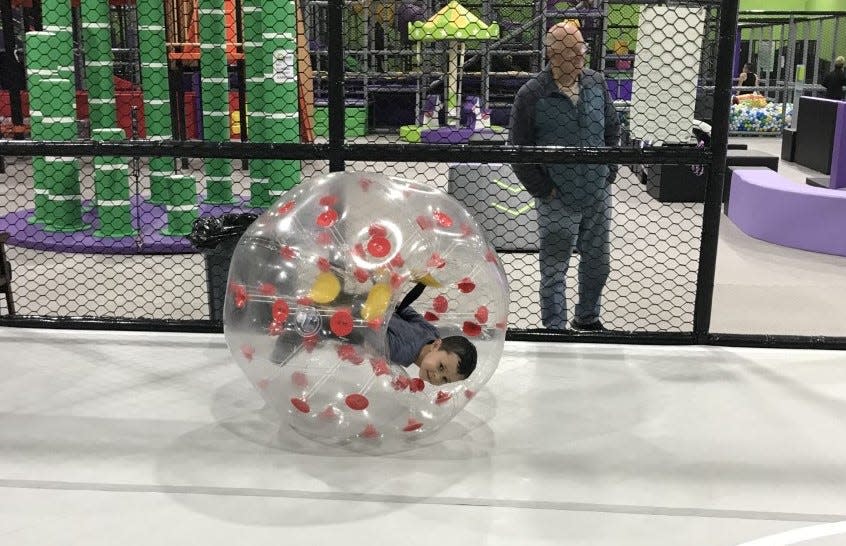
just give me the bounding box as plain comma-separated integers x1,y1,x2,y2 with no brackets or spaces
712,138,846,337
2,328,846,545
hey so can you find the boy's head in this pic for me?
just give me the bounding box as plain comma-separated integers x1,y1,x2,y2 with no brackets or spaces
417,336,477,386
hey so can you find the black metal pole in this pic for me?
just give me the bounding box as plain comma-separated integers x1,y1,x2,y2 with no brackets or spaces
234,0,248,170
1,0,24,132
0,140,709,164
326,0,345,172
1,0,13,169
693,0,739,343
0,315,222,334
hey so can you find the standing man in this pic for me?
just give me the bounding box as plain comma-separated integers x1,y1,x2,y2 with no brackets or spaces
508,21,619,331
822,56,845,100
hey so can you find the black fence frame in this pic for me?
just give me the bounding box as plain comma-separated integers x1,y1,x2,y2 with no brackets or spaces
1,0,844,350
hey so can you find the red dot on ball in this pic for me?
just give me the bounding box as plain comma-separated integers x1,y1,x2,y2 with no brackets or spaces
389,254,405,268
291,398,310,413
277,200,295,215
390,272,404,289
330,309,354,337
403,419,423,432
475,306,489,324
317,209,338,228
280,246,297,260
346,394,370,410
319,406,338,420
268,320,283,336
367,236,391,258
435,391,452,404
361,424,379,438
433,210,453,227
369,223,387,237
457,277,476,293
427,253,446,269
416,215,433,230
272,299,289,322
232,284,248,308
354,267,369,283
462,321,482,337
241,344,255,360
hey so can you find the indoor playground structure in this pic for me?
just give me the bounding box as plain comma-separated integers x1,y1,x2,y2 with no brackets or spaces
0,0,623,256
397,1,502,144
0,0,714,254
0,0,311,253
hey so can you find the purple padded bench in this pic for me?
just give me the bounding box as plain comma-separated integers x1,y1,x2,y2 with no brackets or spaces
727,168,846,257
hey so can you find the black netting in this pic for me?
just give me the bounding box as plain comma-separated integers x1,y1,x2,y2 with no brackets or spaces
6,0,832,344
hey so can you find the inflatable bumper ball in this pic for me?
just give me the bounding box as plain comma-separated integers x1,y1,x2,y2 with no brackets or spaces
223,172,509,446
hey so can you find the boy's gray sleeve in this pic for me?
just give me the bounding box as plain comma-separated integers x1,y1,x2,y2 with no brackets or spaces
508,87,553,198
387,307,439,366
395,306,434,330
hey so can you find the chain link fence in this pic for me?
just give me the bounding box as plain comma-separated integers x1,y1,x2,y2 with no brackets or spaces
6,0,833,347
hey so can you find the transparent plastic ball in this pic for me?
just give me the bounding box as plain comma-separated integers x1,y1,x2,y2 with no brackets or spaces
223,172,509,446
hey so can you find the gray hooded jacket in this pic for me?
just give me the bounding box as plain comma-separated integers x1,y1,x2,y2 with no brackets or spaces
508,66,620,207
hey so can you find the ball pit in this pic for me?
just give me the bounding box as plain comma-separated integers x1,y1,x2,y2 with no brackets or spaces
730,102,792,133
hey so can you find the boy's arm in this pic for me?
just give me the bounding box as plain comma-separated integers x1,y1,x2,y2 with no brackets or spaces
396,282,426,311
387,306,439,366
394,304,430,326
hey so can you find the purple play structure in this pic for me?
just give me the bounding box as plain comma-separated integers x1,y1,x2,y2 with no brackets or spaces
419,94,503,143
727,101,846,257
829,101,846,190
1,197,262,255
397,2,426,43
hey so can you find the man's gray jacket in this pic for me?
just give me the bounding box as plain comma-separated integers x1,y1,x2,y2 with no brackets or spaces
508,66,620,207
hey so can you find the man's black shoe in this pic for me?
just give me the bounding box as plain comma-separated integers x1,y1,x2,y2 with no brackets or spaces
570,319,607,332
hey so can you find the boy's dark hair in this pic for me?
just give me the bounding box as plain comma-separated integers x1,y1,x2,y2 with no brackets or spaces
440,336,477,379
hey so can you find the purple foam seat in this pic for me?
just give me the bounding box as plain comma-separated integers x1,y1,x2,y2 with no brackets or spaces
727,168,846,257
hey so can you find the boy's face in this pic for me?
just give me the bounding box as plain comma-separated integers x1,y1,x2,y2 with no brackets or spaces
418,339,464,385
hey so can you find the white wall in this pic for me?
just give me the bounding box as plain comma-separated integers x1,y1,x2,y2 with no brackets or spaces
630,6,706,143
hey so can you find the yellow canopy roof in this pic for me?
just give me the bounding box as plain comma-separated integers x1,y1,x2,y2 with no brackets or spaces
408,1,500,42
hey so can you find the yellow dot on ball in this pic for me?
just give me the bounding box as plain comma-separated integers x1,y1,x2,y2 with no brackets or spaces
310,272,341,304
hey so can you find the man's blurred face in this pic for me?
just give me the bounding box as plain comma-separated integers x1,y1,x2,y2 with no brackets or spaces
547,25,586,78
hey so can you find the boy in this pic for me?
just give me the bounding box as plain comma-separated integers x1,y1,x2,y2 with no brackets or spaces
387,282,477,385
270,282,478,386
